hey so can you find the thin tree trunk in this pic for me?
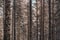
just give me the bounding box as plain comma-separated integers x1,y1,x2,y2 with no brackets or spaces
3,0,11,40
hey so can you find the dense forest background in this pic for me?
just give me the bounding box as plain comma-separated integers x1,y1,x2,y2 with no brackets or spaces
0,0,60,40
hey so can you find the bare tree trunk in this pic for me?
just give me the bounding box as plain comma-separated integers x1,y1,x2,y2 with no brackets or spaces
49,0,56,40
3,0,11,40
14,0,29,40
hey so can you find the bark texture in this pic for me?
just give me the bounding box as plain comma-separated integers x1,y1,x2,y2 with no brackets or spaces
0,0,59,40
